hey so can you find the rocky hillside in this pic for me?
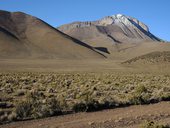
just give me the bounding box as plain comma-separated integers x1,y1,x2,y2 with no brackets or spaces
58,14,160,45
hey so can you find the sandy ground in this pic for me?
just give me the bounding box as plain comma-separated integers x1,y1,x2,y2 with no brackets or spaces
0,59,126,72
1,102,170,128
0,59,169,73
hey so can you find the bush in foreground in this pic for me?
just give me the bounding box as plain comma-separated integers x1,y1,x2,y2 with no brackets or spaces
15,95,62,120
140,121,170,128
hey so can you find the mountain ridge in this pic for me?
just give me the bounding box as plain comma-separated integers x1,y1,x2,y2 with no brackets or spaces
58,14,161,44
0,10,105,59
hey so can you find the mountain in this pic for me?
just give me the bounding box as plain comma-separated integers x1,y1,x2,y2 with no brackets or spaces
0,10,104,59
0,11,169,62
58,14,170,59
58,14,160,44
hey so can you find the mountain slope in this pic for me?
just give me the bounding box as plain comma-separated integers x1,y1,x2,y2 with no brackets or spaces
123,51,170,64
0,10,104,59
58,14,160,45
58,14,170,59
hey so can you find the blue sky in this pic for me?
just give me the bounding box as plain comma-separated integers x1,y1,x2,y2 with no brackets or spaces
0,0,169,41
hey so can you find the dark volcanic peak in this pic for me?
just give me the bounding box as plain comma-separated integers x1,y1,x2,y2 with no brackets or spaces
58,14,161,43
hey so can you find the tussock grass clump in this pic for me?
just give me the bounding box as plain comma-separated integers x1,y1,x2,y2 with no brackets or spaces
140,121,170,128
15,93,62,120
129,85,150,105
15,89,26,96
15,100,32,119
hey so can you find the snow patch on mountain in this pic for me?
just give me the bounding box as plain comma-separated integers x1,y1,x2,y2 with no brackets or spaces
97,14,149,32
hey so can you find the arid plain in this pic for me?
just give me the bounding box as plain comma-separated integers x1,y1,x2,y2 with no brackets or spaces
0,10,170,128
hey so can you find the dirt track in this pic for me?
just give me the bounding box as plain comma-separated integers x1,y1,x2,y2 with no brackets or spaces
1,102,170,128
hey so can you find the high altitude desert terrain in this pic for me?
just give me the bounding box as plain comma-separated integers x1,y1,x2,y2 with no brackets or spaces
0,10,170,128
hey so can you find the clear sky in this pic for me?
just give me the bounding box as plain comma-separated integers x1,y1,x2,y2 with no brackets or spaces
0,0,169,41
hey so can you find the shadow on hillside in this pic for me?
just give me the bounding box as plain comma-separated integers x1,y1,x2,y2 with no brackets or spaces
95,47,110,54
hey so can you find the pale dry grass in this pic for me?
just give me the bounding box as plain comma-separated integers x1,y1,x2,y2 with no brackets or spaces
0,72,170,123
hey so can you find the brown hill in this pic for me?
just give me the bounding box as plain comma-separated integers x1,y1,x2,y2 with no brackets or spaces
123,51,170,64
107,41,170,61
0,10,104,59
